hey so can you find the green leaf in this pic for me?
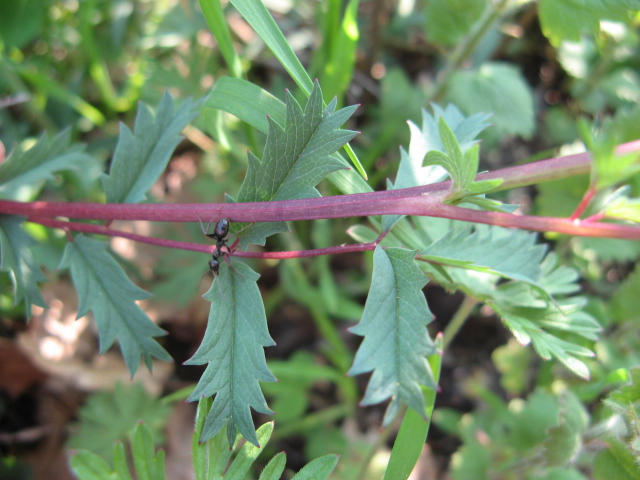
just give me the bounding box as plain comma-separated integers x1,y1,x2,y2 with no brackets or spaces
0,215,47,316
0,130,93,197
59,235,171,375
447,62,535,138
225,422,274,479
259,452,287,480
230,0,314,96
539,0,640,46
186,261,277,447
69,450,121,480
423,120,502,202
507,388,560,451
131,423,165,480
290,454,340,480
420,226,547,285
348,246,437,424
102,92,201,203
604,193,640,223
67,382,171,460
543,390,589,466
424,0,488,46
205,77,285,134
235,81,357,247
0,0,46,49
579,120,640,191
199,0,242,78
593,438,640,480
606,367,640,408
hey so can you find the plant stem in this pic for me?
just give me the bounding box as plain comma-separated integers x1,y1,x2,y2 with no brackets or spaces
442,295,479,349
5,140,640,240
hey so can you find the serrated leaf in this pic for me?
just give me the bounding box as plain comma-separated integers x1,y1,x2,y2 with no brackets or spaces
0,215,47,316
290,454,340,480
447,62,535,138
539,0,640,46
0,130,92,196
235,81,357,247
59,235,171,375
101,92,201,203
348,246,437,424
593,438,640,480
606,367,640,408
186,261,277,447
489,301,594,379
67,382,171,459
382,105,491,231
423,123,502,202
421,226,547,284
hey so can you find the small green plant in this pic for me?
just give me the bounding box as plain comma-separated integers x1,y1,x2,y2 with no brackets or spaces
2,0,640,478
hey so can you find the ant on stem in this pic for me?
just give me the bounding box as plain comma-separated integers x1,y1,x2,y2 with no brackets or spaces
201,218,231,275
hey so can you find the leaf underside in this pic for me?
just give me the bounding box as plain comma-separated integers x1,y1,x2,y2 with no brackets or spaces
59,235,171,375
348,246,437,424
186,261,277,447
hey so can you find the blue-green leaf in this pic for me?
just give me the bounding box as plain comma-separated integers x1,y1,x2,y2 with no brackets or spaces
383,104,491,231
102,92,201,203
0,130,92,197
290,455,340,480
421,226,547,285
59,235,171,375
348,246,437,424
186,261,277,447
0,215,47,316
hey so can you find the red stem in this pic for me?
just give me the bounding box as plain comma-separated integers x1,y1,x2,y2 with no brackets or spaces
6,140,640,245
570,187,596,220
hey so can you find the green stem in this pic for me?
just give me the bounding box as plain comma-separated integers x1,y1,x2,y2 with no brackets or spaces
442,295,478,349
431,0,512,102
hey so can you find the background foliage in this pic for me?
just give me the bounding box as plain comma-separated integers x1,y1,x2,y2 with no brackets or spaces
1,0,640,479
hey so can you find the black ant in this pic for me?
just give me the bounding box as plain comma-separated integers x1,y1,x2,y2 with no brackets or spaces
201,218,231,275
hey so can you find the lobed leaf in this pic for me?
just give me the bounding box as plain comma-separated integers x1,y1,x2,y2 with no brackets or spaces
235,81,357,247
0,215,47,317
102,92,201,203
0,130,92,196
186,261,277,447
59,235,171,375
348,246,437,424
421,226,547,285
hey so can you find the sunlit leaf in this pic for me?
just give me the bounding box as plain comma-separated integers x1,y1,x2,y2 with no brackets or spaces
0,130,92,196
